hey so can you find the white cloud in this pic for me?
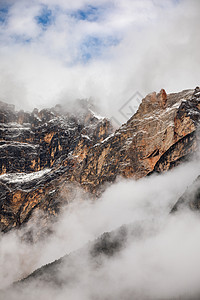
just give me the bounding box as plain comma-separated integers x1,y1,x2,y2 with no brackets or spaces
1,159,200,299
6,2,41,38
0,2,200,298
0,0,199,124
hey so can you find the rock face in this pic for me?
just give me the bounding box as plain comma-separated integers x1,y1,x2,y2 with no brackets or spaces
78,87,200,193
1,87,200,232
0,100,113,233
0,100,112,174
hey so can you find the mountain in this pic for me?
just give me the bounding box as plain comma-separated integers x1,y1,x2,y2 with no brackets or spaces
1,87,200,234
0,99,113,234
0,223,150,299
4,222,200,300
172,175,200,212
79,88,200,192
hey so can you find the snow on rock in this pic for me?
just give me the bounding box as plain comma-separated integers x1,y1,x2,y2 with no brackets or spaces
0,168,51,183
89,109,104,120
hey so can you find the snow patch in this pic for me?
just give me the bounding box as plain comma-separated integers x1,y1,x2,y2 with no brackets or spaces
0,142,37,149
0,169,51,183
89,109,104,120
81,134,90,140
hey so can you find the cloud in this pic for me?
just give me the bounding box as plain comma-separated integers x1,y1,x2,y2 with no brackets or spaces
1,2,200,298
1,158,200,300
0,0,199,124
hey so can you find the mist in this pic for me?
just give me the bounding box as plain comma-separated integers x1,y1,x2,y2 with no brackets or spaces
1,158,200,299
0,0,199,123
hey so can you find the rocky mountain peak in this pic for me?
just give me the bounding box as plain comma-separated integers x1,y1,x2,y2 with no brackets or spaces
0,87,200,234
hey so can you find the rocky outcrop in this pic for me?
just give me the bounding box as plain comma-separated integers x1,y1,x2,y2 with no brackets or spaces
0,100,113,233
1,87,200,232
78,87,200,193
0,100,112,174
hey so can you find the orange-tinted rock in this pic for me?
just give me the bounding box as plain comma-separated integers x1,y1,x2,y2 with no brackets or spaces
78,88,199,193
1,88,200,233
0,100,113,232
158,88,168,108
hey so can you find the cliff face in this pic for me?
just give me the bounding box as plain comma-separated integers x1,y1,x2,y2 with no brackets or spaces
0,87,200,233
0,100,113,233
0,100,112,174
78,88,200,193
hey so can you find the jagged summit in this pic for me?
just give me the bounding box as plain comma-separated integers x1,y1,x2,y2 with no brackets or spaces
79,88,198,192
0,87,200,233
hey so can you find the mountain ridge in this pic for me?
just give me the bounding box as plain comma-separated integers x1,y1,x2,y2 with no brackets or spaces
0,87,200,234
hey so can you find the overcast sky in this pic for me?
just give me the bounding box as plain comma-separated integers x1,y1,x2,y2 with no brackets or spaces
0,0,199,122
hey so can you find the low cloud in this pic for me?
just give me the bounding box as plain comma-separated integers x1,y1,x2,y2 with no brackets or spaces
1,159,200,299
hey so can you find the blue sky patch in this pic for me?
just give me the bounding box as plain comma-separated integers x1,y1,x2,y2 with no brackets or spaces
71,5,102,22
79,35,120,62
0,5,9,24
35,5,54,28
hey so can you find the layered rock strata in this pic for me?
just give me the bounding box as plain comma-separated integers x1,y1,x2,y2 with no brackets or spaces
1,87,200,232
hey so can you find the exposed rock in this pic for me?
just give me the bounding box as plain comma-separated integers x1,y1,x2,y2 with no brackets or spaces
78,88,200,193
1,87,200,233
158,88,168,108
0,100,113,233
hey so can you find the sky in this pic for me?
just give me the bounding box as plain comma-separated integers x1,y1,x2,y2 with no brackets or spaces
0,0,199,123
